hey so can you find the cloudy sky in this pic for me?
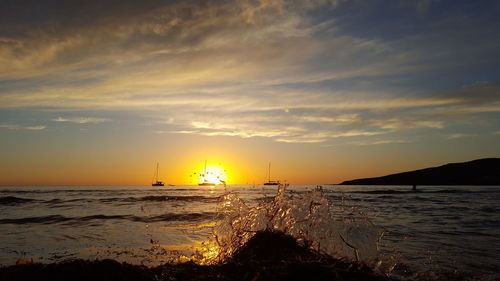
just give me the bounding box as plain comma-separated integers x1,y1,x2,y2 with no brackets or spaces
1,0,499,185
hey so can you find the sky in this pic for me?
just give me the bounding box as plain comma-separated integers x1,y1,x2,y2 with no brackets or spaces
1,0,499,185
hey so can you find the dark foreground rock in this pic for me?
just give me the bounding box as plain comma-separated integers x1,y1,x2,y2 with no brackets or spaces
0,230,392,281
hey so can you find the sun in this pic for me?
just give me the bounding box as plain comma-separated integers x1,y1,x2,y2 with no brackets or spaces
195,163,227,185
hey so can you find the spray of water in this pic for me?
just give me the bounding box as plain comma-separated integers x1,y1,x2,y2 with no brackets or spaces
194,185,387,270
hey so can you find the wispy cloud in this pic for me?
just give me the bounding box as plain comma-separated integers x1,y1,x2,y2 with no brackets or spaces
170,116,386,143
0,124,46,130
0,0,499,145
275,130,385,144
132,81,498,143
276,138,327,144
371,119,444,130
446,133,477,140
52,117,110,124
297,114,360,124
350,139,413,146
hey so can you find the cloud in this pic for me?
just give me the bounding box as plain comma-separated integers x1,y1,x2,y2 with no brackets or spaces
370,119,444,130
185,120,304,139
276,138,327,144
297,114,360,124
275,130,385,144
350,139,412,146
157,130,196,135
0,0,336,80
1,81,497,144
172,115,386,143
52,117,110,124
0,124,46,130
1,1,499,145
446,133,477,140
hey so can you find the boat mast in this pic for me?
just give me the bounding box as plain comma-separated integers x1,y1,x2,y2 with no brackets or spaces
155,163,159,182
268,162,271,182
204,160,207,182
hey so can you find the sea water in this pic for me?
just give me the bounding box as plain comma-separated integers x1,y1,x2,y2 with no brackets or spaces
0,185,499,278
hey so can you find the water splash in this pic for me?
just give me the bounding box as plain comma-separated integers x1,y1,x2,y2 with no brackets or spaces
195,186,385,268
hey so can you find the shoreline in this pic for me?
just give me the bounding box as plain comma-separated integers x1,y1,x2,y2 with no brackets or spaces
1,230,392,281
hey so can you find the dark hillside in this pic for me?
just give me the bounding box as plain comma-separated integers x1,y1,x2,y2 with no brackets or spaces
340,158,500,185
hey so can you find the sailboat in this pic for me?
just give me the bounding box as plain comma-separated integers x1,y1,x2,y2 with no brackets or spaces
264,162,280,185
198,160,216,186
152,163,164,186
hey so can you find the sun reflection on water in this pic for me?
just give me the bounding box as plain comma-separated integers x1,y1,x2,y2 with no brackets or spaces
192,241,222,265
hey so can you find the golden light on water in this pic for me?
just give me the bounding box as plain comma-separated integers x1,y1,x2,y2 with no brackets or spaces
193,241,222,265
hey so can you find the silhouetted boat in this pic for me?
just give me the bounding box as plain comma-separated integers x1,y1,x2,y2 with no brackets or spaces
198,182,216,186
264,162,280,185
152,163,164,186
198,160,216,186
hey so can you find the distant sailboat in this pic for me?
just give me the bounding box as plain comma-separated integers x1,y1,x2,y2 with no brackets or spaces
198,160,216,186
152,163,164,186
264,162,280,185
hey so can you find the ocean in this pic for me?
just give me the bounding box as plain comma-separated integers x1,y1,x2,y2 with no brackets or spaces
0,185,499,279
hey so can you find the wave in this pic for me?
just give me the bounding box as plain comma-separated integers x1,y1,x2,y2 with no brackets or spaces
0,195,220,206
100,195,220,203
0,196,35,205
130,195,219,203
0,189,115,194
346,189,417,194
195,186,386,271
346,189,495,195
0,188,203,195
44,198,86,204
0,212,215,225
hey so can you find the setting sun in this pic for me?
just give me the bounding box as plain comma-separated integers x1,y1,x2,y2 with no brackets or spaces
193,162,227,185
